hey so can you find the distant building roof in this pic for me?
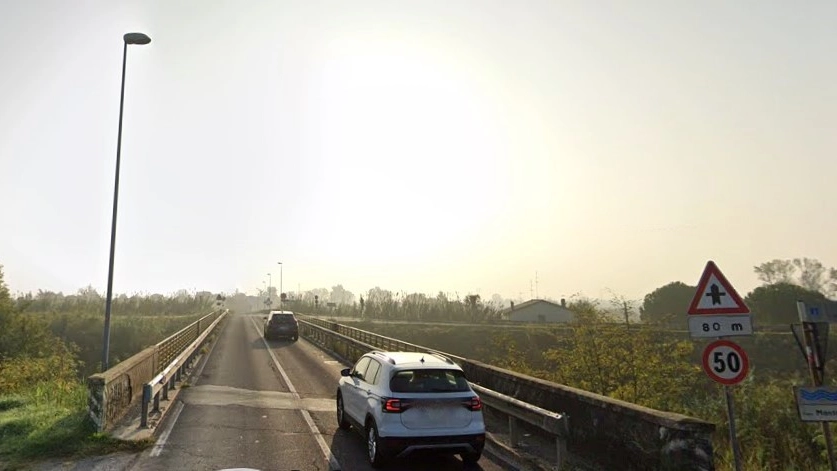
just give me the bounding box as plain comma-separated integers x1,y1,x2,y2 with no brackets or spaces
499,298,568,316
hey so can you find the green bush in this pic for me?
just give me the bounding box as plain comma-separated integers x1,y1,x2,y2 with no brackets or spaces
0,264,206,464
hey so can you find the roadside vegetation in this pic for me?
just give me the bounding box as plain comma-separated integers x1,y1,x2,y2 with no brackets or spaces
343,309,831,470
480,304,830,471
0,265,210,467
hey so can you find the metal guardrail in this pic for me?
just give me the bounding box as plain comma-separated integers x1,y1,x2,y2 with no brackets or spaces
140,310,227,427
472,383,569,467
87,309,227,432
297,316,571,469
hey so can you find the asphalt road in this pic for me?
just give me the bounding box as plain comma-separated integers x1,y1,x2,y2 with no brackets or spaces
128,312,507,471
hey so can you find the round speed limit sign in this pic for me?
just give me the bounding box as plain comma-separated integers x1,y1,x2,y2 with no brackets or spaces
702,339,749,385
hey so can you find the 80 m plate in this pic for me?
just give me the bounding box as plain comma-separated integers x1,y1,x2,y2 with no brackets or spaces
688,314,753,338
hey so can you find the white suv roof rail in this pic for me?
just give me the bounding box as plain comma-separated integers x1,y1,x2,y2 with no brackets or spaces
428,351,455,365
368,350,456,366
370,351,396,364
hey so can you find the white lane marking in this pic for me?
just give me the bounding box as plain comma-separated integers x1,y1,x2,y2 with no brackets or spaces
149,401,184,457
149,313,224,457
249,316,341,471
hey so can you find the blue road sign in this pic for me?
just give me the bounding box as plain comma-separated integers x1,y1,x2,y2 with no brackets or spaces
796,386,837,422
799,302,837,323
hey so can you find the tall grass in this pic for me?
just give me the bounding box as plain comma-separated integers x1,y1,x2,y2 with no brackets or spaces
1,381,92,462
0,381,151,468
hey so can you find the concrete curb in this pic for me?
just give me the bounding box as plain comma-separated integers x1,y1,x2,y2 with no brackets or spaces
483,432,553,471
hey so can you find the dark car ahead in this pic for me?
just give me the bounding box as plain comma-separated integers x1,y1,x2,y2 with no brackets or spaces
263,311,299,341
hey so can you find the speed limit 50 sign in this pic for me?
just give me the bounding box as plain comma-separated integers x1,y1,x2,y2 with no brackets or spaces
702,339,750,385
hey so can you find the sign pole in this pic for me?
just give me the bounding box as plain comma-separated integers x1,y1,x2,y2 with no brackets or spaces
723,383,743,471
797,301,837,471
701,338,749,470
689,261,755,470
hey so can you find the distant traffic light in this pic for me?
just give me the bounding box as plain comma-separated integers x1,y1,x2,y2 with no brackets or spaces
281,292,287,301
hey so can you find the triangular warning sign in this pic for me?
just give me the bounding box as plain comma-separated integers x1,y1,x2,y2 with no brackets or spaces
688,261,750,315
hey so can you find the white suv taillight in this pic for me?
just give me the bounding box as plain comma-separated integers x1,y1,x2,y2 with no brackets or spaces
465,396,482,411
383,398,406,413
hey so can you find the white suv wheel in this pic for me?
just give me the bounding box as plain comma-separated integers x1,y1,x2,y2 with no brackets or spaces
336,393,350,430
367,421,386,468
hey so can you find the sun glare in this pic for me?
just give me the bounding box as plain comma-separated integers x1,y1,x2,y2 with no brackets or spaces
304,35,511,262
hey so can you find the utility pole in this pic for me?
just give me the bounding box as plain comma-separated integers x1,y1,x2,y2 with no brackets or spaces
623,300,630,329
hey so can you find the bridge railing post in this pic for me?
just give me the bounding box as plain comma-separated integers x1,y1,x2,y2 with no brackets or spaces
509,416,520,447
556,414,569,469
141,384,151,428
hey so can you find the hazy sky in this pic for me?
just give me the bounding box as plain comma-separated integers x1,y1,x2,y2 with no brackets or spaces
1,1,835,303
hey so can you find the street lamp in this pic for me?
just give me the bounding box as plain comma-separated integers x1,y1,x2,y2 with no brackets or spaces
277,262,283,308
101,32,151,372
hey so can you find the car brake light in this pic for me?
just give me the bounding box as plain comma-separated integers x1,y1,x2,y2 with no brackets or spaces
383,398,403,413
466,396,482,411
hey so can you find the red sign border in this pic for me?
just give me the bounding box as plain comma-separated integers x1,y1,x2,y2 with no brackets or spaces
688,260,750,315
701,339,750,385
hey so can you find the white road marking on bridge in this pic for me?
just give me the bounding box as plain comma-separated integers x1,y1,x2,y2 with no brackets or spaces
248,316,341,471
149,400,184,457
184,384,334,411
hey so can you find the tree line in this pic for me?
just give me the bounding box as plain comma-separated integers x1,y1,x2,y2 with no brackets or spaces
234,257,837,327
225,286,506,323
1,266,214,379
15,286,215,317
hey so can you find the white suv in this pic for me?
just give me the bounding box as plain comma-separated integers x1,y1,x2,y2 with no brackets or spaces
336,351,486,467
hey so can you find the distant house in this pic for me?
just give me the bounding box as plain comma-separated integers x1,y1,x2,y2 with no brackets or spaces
500,299,575,323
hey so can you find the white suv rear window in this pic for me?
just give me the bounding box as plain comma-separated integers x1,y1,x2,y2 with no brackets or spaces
389,369,470,393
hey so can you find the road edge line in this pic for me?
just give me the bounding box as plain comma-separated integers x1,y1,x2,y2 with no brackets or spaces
149,401,184,458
